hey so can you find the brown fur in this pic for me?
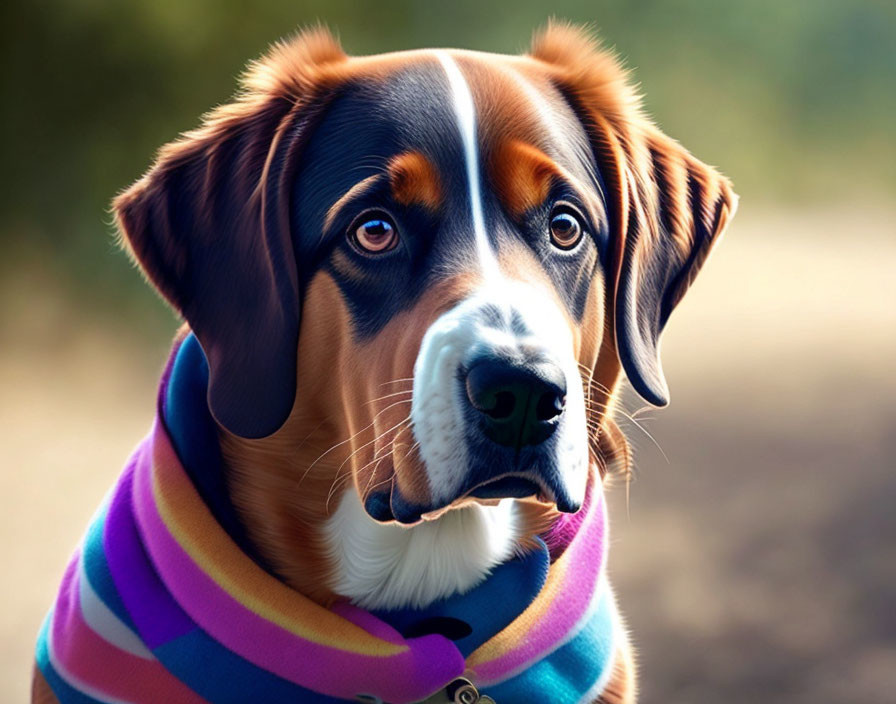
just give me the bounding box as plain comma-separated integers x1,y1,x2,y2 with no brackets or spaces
31,669,58,704
491,140,558,217
388,151,443,210
594,647,638,704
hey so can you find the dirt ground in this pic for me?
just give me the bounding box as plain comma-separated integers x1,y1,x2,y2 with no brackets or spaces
2,208,894,702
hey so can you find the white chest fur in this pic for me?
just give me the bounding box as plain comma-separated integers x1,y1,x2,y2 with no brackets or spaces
323,491,521,610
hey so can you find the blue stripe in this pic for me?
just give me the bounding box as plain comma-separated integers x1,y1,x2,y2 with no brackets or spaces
481,589,615,703
80,503,138,633
35,611,107,704
154,628,347,703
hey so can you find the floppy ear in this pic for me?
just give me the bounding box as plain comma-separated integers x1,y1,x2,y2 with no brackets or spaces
613,128,737,405
531,23,737,406
114,29,345,437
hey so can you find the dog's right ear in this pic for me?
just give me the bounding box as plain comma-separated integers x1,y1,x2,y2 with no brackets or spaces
531,22,737,408
114,29,345,438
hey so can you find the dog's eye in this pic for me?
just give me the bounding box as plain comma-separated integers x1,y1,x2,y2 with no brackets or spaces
351,216,398,254
549,209,584,250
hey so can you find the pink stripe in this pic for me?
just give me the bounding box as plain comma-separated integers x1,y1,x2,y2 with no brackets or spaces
131,435,463,703
50,552,208,703
473,491,607,684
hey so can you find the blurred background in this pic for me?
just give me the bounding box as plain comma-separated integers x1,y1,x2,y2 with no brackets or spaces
2,1,894,701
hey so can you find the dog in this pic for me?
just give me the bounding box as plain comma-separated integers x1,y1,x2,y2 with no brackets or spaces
33,23,735,704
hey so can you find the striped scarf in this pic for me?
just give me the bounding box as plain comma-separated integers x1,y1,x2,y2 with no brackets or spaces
36,335,615,703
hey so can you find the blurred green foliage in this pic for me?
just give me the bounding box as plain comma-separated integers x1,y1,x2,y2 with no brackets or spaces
2,0,894,316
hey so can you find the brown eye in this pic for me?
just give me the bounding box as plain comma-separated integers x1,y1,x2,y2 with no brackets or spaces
549,210,584,250
352,216,398,253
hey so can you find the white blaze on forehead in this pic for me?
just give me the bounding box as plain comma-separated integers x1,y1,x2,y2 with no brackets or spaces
406,54,591,526
434,51,500,279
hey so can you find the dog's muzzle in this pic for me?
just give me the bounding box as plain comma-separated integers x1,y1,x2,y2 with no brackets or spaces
366,351,581,524
365,284,589,525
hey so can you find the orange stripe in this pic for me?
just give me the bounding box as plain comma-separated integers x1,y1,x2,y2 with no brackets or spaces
150,437,407,656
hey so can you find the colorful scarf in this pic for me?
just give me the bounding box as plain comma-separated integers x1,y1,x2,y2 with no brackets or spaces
36,335,616,703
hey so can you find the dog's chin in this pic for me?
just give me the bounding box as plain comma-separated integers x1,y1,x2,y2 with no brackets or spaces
363,473,577,526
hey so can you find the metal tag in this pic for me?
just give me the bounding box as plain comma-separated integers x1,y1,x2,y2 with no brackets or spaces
357,678,496,704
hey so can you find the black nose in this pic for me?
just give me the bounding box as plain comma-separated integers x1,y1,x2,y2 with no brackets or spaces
464,357,567,448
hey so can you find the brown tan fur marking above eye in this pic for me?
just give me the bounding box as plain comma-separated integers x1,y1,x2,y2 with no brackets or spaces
491,139,559,218
387,151,442,210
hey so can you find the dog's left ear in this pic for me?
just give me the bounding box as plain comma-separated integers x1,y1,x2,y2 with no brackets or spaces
613,126,737,406
114,29,345,437
531,23,738,406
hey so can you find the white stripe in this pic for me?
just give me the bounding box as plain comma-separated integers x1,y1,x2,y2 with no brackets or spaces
46,611,132,704
434,52,500,279
78,555,156,660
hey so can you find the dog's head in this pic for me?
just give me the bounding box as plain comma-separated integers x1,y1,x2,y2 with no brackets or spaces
116,25,734,541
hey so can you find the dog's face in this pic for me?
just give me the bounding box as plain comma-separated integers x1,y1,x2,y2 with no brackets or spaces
115,25,735,592
287,51,609,524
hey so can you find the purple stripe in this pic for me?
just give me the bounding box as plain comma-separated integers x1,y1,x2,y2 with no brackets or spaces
103,445,196,649
132,425,463,703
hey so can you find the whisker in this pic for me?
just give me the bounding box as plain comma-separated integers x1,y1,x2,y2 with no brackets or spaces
363,389,414,407
618,416,669,464
358,448,396,502
362,475,395,494
333,415,412,480
330,421,411,509
584,402,669,465
298,400,406,485
357,434,408,486
378,377,415,388
325,469,355,512
356,434,419,508
288,415,333,457
582,375,614,394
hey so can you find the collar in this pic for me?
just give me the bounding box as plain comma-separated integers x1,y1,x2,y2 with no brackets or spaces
37,334,615,703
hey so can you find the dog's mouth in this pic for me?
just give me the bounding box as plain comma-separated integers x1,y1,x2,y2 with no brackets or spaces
364,471,577,525
467,474,546,502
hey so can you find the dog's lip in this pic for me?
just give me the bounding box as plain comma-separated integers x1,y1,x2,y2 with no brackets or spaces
363,471,575,526
465,473,548,502
464,470,581,514
413,475,548,523
363,490,397,523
